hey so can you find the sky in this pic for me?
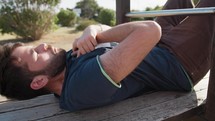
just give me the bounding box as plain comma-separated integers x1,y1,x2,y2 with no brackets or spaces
59,0,168,11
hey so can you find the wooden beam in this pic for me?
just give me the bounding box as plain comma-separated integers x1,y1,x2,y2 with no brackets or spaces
205,37,215,120
116,0,130,24
0,81,208,121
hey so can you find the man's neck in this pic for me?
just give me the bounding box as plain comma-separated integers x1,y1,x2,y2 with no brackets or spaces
46,69,65,95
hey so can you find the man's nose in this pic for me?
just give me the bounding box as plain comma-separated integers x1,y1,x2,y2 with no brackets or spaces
35,43,48,53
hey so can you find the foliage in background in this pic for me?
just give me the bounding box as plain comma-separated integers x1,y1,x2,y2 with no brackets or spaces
75,0,99,19
97,9,115,26
144,6,162,20
193,0,199,5
130,5,162,21
57,9,77,27
75,19,97,31
0,0,60,41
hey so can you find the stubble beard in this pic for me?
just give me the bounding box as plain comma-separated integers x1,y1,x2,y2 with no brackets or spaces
44,48,67,78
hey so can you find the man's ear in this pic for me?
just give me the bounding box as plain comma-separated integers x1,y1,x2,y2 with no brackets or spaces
30,75,49,90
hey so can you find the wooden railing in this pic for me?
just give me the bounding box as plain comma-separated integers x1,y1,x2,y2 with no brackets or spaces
116,0,215,120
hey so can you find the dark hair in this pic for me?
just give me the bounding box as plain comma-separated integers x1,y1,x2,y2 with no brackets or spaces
0,42,50,100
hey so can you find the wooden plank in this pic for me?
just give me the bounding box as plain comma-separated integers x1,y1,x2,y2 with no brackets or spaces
0,96,8,102
116,0,130,24
165,104,205,121
0,94,58,113
0,103,67,121
0,79,205,121
0,74,209,121
205,39,215,120
37,79,207,121
37,92,206,121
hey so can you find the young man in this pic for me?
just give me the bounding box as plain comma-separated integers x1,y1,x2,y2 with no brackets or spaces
0,0,214,111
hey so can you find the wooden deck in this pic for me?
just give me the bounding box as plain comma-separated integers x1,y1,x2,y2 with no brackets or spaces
0,73,209,121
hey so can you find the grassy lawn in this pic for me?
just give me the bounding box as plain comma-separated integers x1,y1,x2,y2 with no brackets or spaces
0,34,17,41
0,27,83,51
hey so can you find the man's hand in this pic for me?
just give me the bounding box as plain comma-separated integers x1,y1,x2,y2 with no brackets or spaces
72,34,97,57
72,25,98,57
72,24,112,57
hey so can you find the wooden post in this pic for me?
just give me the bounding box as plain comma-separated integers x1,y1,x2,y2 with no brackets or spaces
116,0,130,24
205,37,215,120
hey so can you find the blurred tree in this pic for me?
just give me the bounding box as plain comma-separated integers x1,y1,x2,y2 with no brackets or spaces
75,0,99,19
97,9,115,26
76,19,97,31
0,0,60,41
193,0,199,5
144,5,162,20
130,5,162,21
57,9,77,27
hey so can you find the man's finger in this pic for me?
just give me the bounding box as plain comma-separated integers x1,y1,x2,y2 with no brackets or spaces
77,51,80,57
78,47,86,57
73,38,79,50
82,43,91,53
86,40,95,51
71,50,78,56
91,38,97,47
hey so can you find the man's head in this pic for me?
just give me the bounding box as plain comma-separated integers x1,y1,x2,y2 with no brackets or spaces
0,42,66,100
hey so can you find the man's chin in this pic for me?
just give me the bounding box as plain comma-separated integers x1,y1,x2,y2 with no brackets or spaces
46,49,67,77
55,50,66,75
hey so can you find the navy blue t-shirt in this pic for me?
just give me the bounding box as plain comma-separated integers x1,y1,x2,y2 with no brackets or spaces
59,46,192,112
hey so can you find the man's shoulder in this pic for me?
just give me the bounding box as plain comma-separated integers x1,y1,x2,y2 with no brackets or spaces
64,47,109,82
60,48,117,111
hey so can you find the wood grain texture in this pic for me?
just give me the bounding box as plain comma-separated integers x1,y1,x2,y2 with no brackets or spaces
0,74,209,121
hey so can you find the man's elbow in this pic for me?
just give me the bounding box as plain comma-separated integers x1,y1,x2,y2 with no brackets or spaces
147,21,162,43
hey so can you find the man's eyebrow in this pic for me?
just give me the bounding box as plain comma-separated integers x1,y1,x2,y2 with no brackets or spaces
30,48,34,55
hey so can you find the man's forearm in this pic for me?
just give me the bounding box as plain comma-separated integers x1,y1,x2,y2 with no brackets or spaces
97,21,155,43
99,21,162,83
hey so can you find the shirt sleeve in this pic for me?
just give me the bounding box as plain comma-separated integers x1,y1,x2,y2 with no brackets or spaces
96,55,121,88
61,56,121,111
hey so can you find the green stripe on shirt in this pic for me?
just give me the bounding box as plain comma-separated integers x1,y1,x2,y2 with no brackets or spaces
96,56,122,88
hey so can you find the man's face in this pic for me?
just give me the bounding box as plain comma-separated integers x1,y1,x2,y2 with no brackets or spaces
11,43,66,77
